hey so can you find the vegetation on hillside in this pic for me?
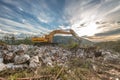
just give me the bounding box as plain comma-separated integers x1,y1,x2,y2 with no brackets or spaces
95,40,120,53
0,37,33,45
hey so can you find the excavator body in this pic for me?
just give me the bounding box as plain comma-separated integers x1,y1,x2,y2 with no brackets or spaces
31,35,48,43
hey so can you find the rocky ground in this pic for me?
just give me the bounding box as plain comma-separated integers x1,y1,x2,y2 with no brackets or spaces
0,44,120,80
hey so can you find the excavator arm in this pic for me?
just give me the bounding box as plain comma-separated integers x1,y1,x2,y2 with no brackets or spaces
46,30,72,43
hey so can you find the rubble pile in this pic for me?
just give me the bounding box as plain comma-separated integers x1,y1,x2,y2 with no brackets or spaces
72,47,120,61
102,50,120,64
0,44,72,71
0,44,120,79
0,44,120,71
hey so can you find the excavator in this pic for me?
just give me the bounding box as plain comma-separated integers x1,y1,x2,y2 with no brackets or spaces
31,29,81,45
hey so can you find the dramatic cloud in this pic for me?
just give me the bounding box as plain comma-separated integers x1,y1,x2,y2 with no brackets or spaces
0,0,120,41
63,0,120,41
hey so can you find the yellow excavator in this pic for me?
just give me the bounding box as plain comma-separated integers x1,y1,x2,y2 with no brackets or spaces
31,29,80,45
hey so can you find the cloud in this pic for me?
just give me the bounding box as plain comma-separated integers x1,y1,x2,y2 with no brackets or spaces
0,23,34,35
37,17,48,23
63,0,120,41
64,0,101,23
85,34,120,42
0,17,50,34
95,28,120,36
37,12,53,23
58,25,70,30
0,0,55,26
64,0,120,23
0,29,10,34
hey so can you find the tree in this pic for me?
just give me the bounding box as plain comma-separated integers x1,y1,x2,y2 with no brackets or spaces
11,34,15,44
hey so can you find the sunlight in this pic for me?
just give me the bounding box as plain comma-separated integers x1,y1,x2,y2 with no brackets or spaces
83,22,98,36
71,13,103,37
73,22,99,36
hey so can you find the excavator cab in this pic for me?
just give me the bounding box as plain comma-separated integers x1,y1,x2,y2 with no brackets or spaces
31,35,48,43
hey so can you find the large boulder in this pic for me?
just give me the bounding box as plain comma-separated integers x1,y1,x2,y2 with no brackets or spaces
17,44,29,53
14,54,30,65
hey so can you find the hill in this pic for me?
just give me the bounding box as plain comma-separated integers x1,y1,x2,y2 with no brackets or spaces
53,36,94,46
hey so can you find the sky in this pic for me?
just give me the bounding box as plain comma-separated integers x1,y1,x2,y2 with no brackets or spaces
0,0,120,41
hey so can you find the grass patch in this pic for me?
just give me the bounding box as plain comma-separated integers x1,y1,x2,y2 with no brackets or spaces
0,58,100,80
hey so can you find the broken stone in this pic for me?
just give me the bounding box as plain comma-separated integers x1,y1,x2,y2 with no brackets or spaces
29,56,41,68
2,52,15,64
76,49,85,58
0,63,7,71
0,58,3,63
104,53,120,64
6,63,28,69
94,51,102,57
0,51,2,58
